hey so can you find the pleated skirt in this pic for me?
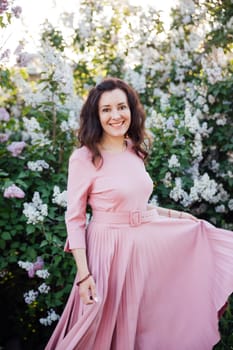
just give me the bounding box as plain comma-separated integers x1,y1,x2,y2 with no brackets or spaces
45,213,233,350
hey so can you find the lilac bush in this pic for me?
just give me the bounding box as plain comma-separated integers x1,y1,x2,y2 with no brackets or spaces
0,0,232,348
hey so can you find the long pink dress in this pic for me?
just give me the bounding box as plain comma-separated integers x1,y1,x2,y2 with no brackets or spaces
45,145,233,350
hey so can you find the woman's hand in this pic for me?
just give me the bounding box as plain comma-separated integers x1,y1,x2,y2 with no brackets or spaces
77,274,98,305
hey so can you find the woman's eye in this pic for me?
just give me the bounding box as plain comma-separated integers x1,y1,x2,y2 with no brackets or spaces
119,105,127,110
102,108,110,112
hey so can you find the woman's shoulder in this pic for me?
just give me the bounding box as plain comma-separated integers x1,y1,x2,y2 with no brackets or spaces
70,145,92,163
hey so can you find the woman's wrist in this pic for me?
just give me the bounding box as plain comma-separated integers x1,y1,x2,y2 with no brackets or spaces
77,273,92,286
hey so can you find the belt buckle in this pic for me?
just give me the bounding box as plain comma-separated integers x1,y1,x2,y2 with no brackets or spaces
129,210,141,226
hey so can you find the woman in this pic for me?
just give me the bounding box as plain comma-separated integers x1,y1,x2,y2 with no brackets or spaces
46,77,233,350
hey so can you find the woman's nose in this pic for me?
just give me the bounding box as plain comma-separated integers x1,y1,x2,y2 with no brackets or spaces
111,109,121,119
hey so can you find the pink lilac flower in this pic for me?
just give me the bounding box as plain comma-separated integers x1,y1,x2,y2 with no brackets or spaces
3,184,25,199
27,257,44,278
0,107,10,121
0,0,8,14
0,133,9,143
28,267,35,278
7,141,26,157
33,256,44,271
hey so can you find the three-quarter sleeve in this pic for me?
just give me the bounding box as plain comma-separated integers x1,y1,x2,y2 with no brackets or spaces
64,150,93,252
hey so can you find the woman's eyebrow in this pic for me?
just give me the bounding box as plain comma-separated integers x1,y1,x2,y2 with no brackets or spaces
100,101,127,108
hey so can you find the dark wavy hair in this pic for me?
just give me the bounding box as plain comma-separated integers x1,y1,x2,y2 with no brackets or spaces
78,77,149,166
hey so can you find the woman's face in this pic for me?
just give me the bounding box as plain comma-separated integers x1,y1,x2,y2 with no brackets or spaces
98,88,131,141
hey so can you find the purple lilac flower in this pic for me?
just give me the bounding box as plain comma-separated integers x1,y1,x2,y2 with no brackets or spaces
0,0,8,14
11,6,22,18
27,257,44,278
0,107,10,121
33,257,44,271
3,184,25,199
7,141,26,157
28,267,35,278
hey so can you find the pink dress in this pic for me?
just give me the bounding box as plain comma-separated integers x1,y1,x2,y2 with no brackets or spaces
45,145,233,350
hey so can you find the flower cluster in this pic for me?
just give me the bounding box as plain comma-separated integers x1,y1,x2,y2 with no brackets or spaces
60,111,79,132
3,184,25,198
18,258,50,304
0,133,10,143
7,141,26,157
0,0,8,14
27,160,50,172
22,117,51,147
170,173,229,208
168,155,180,169
39,309,60,326
18,256,44,278
0,107,10,121
23,192,48,224
52,186,67,208
24,289,39,304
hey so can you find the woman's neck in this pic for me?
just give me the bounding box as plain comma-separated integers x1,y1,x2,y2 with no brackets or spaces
99,136,127,153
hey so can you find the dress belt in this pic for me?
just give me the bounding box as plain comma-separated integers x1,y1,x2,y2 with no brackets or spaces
91,208,159,227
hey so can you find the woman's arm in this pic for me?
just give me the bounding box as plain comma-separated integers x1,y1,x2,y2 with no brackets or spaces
65,151,98,304
147,204,198,222
72,248,98,304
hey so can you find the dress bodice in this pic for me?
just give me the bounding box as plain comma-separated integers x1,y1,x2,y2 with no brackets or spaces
64,145,153,250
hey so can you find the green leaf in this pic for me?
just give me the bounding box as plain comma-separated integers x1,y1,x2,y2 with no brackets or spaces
2,232,11,240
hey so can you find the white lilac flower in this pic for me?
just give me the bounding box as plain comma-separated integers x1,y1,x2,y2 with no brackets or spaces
149,195,159,207
60,111,79,132
228,199,233,211
38,283,50,294
24,290,38,304
163,172,172,187
217,184,229,202
86,212,91,226
36,269,50,279
146,110,165,129
184,104,200,133
191,134,203,159
216,116,227,126
124,69,146,93
159,93,170,112
27,160,49,172
23,192,48,225
0,270,7,278
208,94,215,104
39,309,60,326
169,177,189,203
165,116,175,131
209,160,220,172
22,117,51,147
191,173,220,204
215,205,226,213
52,186,67,208
18,260,34,272
168,155,180,168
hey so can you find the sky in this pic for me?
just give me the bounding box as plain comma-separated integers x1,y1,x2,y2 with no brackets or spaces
1,0,176,64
